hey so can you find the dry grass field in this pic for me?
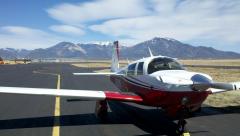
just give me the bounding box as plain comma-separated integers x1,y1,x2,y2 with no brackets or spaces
1,60,31,64
72,60,128,68
1,60,16,64
72,59,240,110
187,67,240,108
180,59,240,66
181,60,240,109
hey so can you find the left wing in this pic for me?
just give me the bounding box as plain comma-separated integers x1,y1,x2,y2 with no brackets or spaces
0,86,143,103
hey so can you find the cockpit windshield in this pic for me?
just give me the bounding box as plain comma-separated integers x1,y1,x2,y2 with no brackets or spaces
148,58,184,74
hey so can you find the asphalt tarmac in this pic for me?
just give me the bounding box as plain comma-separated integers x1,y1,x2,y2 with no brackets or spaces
0,63,239,136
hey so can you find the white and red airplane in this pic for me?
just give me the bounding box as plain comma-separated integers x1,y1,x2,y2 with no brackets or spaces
0,41,239,135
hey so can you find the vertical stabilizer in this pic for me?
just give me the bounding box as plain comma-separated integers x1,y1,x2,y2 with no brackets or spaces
148,47,153,57
111,41,120,72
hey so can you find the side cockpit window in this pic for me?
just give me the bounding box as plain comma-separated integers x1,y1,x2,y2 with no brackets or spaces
137,62,144,75
127,63,136,75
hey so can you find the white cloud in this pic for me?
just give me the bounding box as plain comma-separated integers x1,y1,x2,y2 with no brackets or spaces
90,0,240,45
4,0,238,51
90,15,213,41
49,25,85,35
150,0,176,15
2,26,47,36
0,26,64,49
47,0,149,24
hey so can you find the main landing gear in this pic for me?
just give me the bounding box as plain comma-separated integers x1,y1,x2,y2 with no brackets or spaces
95,100,108,122
176,97,191,136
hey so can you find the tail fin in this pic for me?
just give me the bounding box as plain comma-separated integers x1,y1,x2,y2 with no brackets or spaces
111,41,120,72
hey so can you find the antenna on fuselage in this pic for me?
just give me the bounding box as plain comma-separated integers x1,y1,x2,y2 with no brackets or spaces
148,47,154,57
127,58,130,64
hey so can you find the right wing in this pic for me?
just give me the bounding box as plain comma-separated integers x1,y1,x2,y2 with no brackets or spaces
0,86,143,103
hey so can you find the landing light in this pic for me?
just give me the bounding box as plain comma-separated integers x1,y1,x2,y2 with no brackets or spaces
181,97,189,105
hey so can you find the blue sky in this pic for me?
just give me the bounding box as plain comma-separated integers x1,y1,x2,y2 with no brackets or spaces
0,0,239,53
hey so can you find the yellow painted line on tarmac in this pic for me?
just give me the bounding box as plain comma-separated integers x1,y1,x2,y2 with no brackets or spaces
52,74,61,136
33,70,61,136
182,132,191,136
57,74,61,90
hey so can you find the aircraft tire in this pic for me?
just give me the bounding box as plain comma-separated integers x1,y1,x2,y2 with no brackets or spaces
95,100,108,122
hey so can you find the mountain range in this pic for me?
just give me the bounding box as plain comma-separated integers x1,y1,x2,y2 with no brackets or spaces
0,37,240,59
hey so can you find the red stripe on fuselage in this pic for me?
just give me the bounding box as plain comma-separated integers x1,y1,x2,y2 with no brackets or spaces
105,91,143,103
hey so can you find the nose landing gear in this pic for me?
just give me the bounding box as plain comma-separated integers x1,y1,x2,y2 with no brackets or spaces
176,97,191,136
177,112,190,136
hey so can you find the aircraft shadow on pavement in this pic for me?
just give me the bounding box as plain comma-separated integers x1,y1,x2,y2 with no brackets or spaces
108,101,210,136
0,101,238,135
0,101,179,135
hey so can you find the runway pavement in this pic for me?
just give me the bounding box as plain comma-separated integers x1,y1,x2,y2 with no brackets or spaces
0,63,239,136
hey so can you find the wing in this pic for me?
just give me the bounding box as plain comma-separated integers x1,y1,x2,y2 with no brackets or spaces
0,86,143,103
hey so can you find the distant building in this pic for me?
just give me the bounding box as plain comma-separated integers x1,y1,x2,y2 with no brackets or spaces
0,57,4,64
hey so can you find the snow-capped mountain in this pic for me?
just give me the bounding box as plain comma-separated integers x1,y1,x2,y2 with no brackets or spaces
26,42,114,59
0,37,240,59
0,48,31,59
121,37,240,59
83,41,113,46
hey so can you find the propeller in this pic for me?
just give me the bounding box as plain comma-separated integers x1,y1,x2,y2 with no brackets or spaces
189,74,240,92
192,82,240,92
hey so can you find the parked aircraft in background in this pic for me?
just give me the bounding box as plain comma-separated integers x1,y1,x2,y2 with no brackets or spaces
0,41,239,135
14,58,31,64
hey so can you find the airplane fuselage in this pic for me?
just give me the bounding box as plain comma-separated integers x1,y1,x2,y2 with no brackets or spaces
110,56,213,116
110,75,210,116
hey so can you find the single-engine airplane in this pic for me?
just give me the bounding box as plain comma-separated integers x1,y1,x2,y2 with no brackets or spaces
0,41,239,135
14,58,31,64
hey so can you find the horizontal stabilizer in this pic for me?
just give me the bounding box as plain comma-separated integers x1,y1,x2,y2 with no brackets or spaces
73,72,117,76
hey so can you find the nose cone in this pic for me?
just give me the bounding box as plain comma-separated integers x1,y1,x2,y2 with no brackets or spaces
191,74,212,84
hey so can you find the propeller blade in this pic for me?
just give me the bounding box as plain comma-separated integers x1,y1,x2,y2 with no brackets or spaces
192,82,240,91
